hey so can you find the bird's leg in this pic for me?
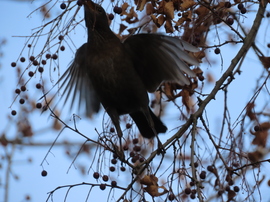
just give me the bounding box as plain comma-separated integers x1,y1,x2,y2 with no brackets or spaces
144,110,166,155
106,109,124,159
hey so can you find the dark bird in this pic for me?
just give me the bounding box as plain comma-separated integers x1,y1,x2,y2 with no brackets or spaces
49,0,199,139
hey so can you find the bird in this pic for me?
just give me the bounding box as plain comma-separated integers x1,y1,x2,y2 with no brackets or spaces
48,0,199,139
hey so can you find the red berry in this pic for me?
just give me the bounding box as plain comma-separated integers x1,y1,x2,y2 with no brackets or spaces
132,138,139,144
108,13,114,20
41,170,47,177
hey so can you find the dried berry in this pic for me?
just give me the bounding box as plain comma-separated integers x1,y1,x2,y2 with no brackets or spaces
38,67,44,73
207,165,214,172
227,18,234,25
214,48,220,54
113,6,122,14
133,145,141,152
93,172,100,179
52,54,58,60
99,183,106,190
190,193,196,199
15,89,21,94
111,159,117,164
58,35,64,41
224,1,232,8
77,0,83,6
21,86,26,91
11,110,17,116
185,188,191,195
20,57,26,62
109,166,115,172
111,181,117,187
28,71,34,77
240,7,247,14
132,138,139,144
233,186,240,192
19,98,25,104
168,193,175,201
110,127,115,133
29,56,35,61
102,175,109,182
45,54,51,59
199,171,206,179
120,167,126,172
36,103,42,109
60,3,66,9
41,170,47,177
126,123,132,129
108,13,114,20
237,3,244,10
27,44,32,48
11,62,16,67
41,60,46,65
36,83,42,89
60,46,65,51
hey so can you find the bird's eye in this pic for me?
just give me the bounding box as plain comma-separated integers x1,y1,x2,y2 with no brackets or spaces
96,6,103,13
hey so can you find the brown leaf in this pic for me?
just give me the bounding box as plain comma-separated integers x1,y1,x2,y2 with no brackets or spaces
140,175,158,186
144,185,168,197
251,122,270,147
146,3,154,15
228,190,236,201
151,14,165,27
259,56,270,69
181,89,191,112
181,0,196,11
157,1,174,19
165,19,174,33
246,102,256,120
248,151,263,163
135,0,148,11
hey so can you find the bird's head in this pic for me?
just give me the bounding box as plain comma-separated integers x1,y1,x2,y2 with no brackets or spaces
83,0,110,32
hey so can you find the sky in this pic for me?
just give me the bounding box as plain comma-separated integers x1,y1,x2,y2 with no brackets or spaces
0,1,270,202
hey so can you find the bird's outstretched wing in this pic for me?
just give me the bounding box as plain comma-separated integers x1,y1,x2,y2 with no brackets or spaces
42,43,100,117
123,34,199,92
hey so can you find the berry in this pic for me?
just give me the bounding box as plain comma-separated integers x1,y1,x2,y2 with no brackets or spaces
228,179,234,186
132,138,139,144
123,145,128,150
224,1,231,8
199,171,206,179
110,127,115,133
233,186,240,192
133,145,141,152
41,60,46,65
113,6,122,14
60,3,66,9
111,181,117,187
36,83,42,89
240,7,247,14
29,56,35,61
111,159,117,164
15,89,21,94
126,123,132,129
108,13,114,20
20,57,26,62
36,103,42,109
109,166,115,172
131,155,139,163
190,193,196,199
190,181,195,186
227,18,234,25
32,60,38,66
100,184,106,190
102,175,109,181
77,0,83,6
214,48,220,54
27,44,32,48
120,167,126,172
237,3,244,10
185,188,191,195
45,54,51,59
60,46,65,51
93,172,100,179
11,62,16,67
168,193,175,200
41,170,47,177
225,186,231,192
194,162,199,168
11,110,17,116
139,157,144,162
58,35,64,41
28,71,34,77
19,98,25,104
38,67,44,73
52,54,58,60
21,86,26,91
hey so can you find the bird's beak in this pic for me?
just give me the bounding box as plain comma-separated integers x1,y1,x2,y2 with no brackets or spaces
83,0,96,10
